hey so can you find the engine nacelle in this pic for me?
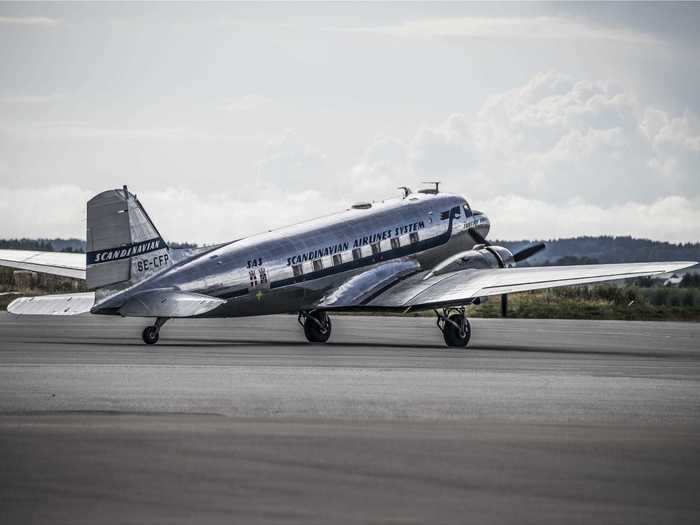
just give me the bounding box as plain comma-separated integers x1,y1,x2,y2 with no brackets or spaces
425,245,515,279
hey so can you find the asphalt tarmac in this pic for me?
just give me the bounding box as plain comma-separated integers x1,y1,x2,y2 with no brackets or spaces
1,313,699,524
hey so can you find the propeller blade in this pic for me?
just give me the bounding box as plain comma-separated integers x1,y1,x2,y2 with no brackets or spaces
513,242,546,263
501,294,508,317
467,227,490,246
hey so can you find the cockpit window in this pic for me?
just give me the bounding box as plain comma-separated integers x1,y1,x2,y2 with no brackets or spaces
463,203,473,217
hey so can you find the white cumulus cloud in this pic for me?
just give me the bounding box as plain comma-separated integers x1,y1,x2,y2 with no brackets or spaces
3,72,698,243
483,194,700,243
347,71,700,241
396,71,700,204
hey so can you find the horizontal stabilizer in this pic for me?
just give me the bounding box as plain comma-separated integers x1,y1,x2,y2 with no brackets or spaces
8,292,95,315
117,289,226,318
0,250,85,279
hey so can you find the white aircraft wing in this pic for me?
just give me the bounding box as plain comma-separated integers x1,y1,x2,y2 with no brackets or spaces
0,250,85,279
359,261,696,310
8,292,95,315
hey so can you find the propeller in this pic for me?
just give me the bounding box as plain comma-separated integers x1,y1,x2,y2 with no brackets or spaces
467,227,489,246
513,242,546,263
467,228,546,317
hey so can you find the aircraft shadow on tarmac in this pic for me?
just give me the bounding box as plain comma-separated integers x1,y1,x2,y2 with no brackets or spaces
470,344,682,359
58,338,448,351
37,337,687,358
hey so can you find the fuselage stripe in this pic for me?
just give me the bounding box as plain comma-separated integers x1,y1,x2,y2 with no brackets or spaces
267,206,460,290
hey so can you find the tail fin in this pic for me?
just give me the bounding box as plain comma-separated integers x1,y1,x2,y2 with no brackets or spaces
86,186,171,292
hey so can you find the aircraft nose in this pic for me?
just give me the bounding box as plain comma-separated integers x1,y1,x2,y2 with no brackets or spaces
471,210,491,240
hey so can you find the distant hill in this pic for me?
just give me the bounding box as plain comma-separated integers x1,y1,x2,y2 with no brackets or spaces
0,238,85,252
1,236,698,267
0,238,193,252
498,236,700,266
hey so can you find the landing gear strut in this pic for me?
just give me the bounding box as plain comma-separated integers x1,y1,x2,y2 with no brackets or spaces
435,307,471,348
142,317,168,345
298,310,332,343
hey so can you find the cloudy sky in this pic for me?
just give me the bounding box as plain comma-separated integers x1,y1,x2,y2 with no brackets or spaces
1,2,699,243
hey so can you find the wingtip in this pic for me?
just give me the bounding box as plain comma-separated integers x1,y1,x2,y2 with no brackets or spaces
6,296,27,315
667,261,698,272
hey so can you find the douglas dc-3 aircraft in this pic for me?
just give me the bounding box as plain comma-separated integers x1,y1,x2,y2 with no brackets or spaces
0,184,695,346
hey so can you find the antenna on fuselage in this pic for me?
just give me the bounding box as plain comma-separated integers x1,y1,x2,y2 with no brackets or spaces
397,186,412,198
419,181,441,194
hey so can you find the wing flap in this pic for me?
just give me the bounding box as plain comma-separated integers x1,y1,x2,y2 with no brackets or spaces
0,250,86,280
367,261,697,309
8,292,95,315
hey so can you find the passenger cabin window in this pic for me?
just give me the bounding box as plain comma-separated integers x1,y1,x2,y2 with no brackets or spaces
371,242,381,256
410,232,420,244
313,259,324,272
390,238,400,250
292,264,303,277
352,248,362,261
332,254,342,266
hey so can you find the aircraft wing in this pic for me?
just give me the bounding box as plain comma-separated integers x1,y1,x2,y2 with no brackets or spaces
330,261,697,310
0,250,86,279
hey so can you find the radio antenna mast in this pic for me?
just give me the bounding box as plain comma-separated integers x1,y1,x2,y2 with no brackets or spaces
420,181,440,194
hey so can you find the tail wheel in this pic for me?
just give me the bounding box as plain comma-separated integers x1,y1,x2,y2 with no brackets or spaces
301,311,332,343
142,326,159,345
141,317,168,345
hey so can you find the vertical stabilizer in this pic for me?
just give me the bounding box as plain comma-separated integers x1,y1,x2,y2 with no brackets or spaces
86,186,170,292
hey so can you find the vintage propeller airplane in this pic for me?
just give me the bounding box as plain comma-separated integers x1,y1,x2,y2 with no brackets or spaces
0,184,695,346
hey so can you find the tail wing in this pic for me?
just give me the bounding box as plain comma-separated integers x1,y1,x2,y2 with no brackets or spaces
2,187,178,316
6,289,224,317
87,186,171,293
8,292,95,315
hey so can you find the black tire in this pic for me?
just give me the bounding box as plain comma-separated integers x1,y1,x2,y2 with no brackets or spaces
442,314,471,347
142,326,159,345
304,312,332,343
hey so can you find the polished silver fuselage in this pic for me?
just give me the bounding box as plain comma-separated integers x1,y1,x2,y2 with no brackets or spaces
101,192,490,317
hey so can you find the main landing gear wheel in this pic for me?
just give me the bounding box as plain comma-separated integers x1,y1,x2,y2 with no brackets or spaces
436,308,471,348
299,310,332,343
141,317,169,345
